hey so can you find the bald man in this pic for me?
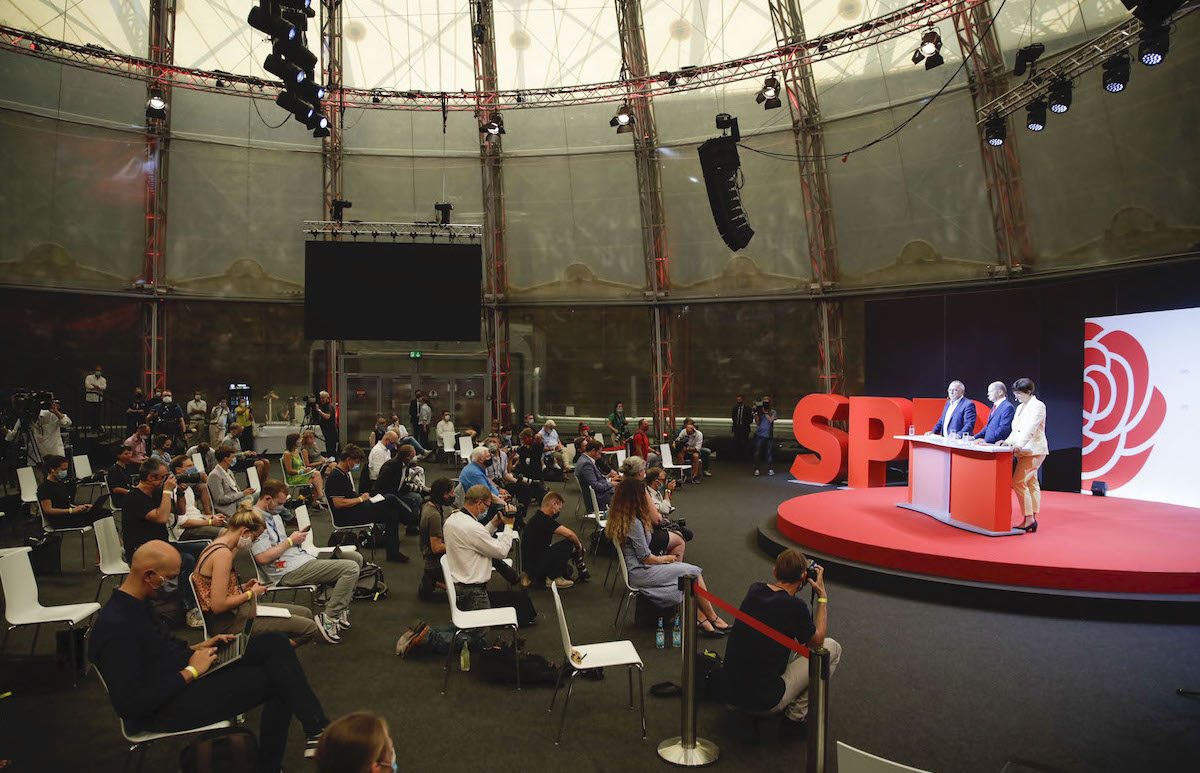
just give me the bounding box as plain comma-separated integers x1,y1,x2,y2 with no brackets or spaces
90,541,330,771
974,381,1016,444
928,380,977,437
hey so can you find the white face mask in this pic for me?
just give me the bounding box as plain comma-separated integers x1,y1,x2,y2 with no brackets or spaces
163,395,173,403
237,532,253,551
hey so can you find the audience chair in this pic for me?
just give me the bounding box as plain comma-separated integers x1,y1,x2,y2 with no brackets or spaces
330,518,377,563
250,552,318,606
837,741,932,773
456,436,473,466
547,582,645,744
73,453,109,505
594,432,605,447
190,452,206,473
439,554,519,696
612,537,641,632
294,505,357,560
439,432,457,464
615,449,627,467
24,465,94,571
582,487,607,554
659,443,691,481
0,546,101,685
94,516,129,601
95,667,233,773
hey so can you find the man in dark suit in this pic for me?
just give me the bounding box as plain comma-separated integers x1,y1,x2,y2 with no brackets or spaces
928,380,977,437
408,390,424,433
731,395,753,459
974,381,1016,444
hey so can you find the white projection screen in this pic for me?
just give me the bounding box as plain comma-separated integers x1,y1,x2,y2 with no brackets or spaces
1082,307,1200,508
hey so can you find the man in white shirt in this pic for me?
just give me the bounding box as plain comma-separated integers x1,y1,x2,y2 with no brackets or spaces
417,396,433,447
84,365,107,432
208,398,230,446
167,455,219,537
442,484,517,611
6,399,72,465
369,431,398,480
540,420,565,471
186,391,207,446
250,480,364,644
675,420,711,480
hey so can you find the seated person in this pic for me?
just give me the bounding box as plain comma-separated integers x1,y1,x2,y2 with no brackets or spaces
90,541,330,770
168,454,222,540
386,413,430,457
646,467,676,516
540,419,566,470
150,433,174,467
326,444,408,563
418,478,456,600
370,416,389,444
721,548,842,722
574,440,616,510
607,476,729,635
442,485,518,612
106,445,136,510
37,455,96,529
374,444,426,530
513,428,546,483
631,419,661,468
220,422,269,480
483,441,544,521
299,429,336,477
622,457,691,558
435,410,476,450
283,431,328,510
520,491,586,589
315,712,397,772
250,481,365,643
368,430,399,482
184,440,216,473
674,419,711,481
207,446,258,518
124,423,151,463
192,502,324,646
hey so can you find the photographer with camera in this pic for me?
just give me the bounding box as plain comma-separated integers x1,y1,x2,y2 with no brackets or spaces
186,391,207,445
208,396,230,446
721,548,841,723
5,394,72,466
37,454,96,529
169,455,221,539
753,395,777,477
484,439,543,522
148,390,187,448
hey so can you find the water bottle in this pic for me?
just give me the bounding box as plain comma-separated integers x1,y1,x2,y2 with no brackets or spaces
655,617,665,649
460,640,471,672
671,616,682,648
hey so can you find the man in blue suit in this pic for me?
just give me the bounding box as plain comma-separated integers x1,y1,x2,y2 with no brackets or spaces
974,381,1015,445
928,380,977,437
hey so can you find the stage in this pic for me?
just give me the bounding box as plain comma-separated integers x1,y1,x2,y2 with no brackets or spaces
763,487,1200,600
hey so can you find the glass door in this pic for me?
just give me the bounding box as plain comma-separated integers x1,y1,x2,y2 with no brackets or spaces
418,377,452,441
387,378,415,433
454,376,486,436
343,376,381,448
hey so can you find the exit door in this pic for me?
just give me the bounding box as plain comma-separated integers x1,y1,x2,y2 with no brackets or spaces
339,372,489,448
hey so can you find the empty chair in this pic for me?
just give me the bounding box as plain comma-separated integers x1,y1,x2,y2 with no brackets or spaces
837,741,932,773
594,432,604,447
583,487,607,554
95,667,232,773
614,449,627,467
94,516,129,600
457,435,473,466
440,432,457,463
0,547,101,685
547,581,645,744
439,554,519,695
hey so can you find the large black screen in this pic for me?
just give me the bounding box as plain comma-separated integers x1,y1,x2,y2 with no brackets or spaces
304,241,482,341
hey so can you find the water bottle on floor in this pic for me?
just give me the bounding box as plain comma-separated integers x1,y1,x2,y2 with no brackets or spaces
672,616,681,648
460,641,471,672
655,617,665,649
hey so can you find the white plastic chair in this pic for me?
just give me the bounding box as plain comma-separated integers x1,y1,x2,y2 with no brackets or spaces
72,454,93,479
440,554,519,695
73,453,109,503
457,435,473,466
547,582,645,744
660,443,691,480
439,432,457,463
250,547,318,605
837,741,933,773
594,432,605,447
612,537,641,631
0,546,100,685
615,449,627,467
583,486,608,555
94,516,129,600
191,452,206,473
17,466,38,508
24,465,95,570
95,667,232,773
294,505,356,560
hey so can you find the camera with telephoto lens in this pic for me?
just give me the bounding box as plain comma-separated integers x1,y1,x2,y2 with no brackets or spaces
174,470,203,485
574,552,591,582
805,557,822,584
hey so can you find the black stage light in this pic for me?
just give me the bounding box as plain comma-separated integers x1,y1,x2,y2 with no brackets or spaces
146,89,167,120
1126,0,1184,27
984,113,1006,146
312,125,330,138
913,29,942,68
305,112,328,131
924,51,944,70
1138,24,1169,66
756,76,782,109
609,104,635,133
1047,78,1072,113
1025,99,1047,132
273,38,317,71
296,80,325,103
248,3,296,41
480,112,505,135
264,53,305,84
277,90,315,122
1102,52,1130,93
1013,42,1045,77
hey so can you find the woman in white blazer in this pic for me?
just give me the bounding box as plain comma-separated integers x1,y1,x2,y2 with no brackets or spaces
998,378,1047,532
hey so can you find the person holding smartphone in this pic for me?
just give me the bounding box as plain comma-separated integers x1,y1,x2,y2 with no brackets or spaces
192,501,325,646
721,548,843,723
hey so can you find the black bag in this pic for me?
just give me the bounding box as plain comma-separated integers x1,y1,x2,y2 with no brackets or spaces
588,529,614,556
477,642,560,686
55,626,88,676
542,467,565,482
353,563,388,601
179,728,260,773
487,589,538,627
27,533,63,575
327,529,364,550
697,649,724,702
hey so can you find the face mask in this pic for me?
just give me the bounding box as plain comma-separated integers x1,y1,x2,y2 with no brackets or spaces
270,500,287,515
55,467,69,480
194,395,201,401
95,370,103,376
237,532,253,551
352,463,361,472
387,443,398,452
163,396,173,403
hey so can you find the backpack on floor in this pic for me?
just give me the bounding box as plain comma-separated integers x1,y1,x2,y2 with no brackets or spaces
477,642,560,686
179,728,260,773
353,563,388,601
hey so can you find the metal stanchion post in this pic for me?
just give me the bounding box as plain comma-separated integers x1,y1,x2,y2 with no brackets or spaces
805,647,830,773
657,575,719,766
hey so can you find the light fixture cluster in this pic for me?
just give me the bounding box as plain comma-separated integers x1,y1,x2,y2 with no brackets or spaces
248,0,329,138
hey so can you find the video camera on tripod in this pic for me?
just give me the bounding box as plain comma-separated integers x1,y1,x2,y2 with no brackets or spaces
11,390,56,424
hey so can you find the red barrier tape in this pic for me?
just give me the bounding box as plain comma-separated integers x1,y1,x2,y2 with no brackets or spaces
694,586,810,658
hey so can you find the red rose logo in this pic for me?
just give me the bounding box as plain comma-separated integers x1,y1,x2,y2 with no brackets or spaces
1082,322,1167,490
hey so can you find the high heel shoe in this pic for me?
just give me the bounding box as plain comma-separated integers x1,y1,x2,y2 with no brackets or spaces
1015,520,1038,533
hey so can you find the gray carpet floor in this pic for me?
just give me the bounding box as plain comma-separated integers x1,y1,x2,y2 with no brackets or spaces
1,460,1198,772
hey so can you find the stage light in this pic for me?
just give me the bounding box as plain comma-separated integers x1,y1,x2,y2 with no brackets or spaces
924,51,944,70
1047,78,1072,113
756,76,782,110
273,38,317,71
609,104,635,133
1025,99,1047,132
297,80,325,102
1125,0,1185,27
984,113,1006,146
312,125,330,138
264,53,305,84
277,90,315,122
1013,43,1045,77
480,112,505,135
146,90,166,120
1102,52,1130,93
912,29,942,68
1138,24,1169,66
306,112,329,131
248,4,296,41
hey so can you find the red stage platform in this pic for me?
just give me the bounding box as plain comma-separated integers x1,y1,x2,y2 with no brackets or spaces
776,488,1200,595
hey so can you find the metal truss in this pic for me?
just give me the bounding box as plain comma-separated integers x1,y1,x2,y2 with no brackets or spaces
320,0,344,223
141,0,174,393
770,0,845,396
617,0,675,437
953,0,1033,272
975,4,1199,123
0,0,987,112
302,221,483,240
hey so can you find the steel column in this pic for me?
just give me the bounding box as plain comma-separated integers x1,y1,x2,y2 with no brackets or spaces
141,0,174,393
320,0,345,418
